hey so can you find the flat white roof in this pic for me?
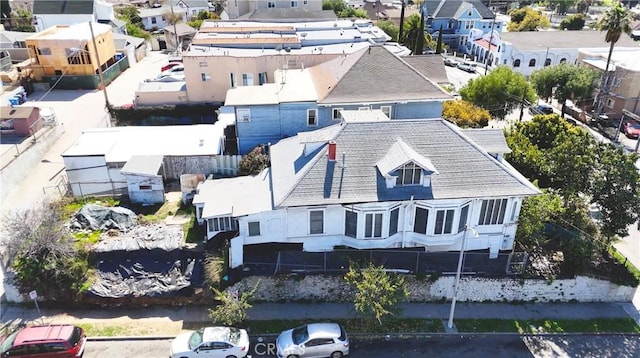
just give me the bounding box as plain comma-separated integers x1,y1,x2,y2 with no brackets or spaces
193,170,273,218
224,69,318,106
200,19,374,31
187,41,370,57
580,47,640,72
63,124,225,163
137,81,186,93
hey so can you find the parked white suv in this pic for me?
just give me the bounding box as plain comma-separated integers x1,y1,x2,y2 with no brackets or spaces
457,61,477,73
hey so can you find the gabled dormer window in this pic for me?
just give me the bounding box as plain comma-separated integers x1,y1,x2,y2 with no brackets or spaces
396,162,422,186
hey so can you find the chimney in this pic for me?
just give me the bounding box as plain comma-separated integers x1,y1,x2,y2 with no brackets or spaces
328,141,336,161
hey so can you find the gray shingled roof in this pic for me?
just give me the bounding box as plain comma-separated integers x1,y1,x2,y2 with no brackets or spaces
238,8,337,21
317,45,452,104
499,30,639,51
460,128,512,155
401,55,450,84
33,0,94,15
424,0,494,19
271,119,539,207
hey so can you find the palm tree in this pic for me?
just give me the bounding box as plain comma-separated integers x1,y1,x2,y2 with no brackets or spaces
598,1,632,74
594,2,632,115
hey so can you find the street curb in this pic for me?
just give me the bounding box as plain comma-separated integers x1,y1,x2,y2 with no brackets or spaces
87,332,640,342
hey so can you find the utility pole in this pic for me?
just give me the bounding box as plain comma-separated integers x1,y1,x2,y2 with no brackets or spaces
88,21,111,126
485,15,496,75
519,85,527,122
399,0,406,44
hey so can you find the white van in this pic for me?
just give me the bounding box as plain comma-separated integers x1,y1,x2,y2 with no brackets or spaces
457,61,477,73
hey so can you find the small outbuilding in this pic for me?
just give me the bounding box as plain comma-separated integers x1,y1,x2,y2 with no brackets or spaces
0,106,42,136
121,155,165,205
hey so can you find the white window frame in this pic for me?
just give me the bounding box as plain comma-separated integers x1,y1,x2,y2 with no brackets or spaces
309,209,324,235
606,98,614,109
364,212,384,239
478,198,508,226
268,1,276,8
291,0,298,8
230,73,237,88
258,72,268,85
242,73,254,86
434,209,455,235
396,162,422,186
380,105,392,118
389,206,400,236
332,108,343,121
413,206,429,234
237,108,251,122
345,210,358,238
201,73,210,81
248,221,261,236
307,109,318,126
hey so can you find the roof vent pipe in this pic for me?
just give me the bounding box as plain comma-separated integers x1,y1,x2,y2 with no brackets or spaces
328,141,336,161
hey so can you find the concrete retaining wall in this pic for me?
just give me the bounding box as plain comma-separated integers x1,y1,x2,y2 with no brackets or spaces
228,275,636,303
0,125,63,200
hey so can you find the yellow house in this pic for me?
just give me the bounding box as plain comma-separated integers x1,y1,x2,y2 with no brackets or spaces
24,22,116,88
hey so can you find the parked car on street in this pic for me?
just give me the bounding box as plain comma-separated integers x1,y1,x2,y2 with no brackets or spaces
157,65,184,79
0,324,87,358
456,61,477,73
170,326,249,358
443,57,459,67
276,323,349,358
529,103,554,116
161,62,182,72
622,119,640,139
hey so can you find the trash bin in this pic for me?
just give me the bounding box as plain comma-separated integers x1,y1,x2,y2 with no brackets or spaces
8,97,19,106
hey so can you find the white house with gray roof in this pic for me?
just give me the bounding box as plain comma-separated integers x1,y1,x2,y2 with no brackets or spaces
193,113,540,268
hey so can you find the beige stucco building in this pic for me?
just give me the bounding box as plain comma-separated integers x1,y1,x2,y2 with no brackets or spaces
578,47,640,120
181,19,401,104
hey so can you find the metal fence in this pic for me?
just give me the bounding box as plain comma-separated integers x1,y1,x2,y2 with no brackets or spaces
242,249,525,278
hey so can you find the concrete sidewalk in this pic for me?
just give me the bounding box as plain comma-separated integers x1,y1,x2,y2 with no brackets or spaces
2,302,638,336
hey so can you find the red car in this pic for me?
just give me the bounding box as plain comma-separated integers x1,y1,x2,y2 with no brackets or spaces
0,324,87,357
622,119,640,139
161,62,182,72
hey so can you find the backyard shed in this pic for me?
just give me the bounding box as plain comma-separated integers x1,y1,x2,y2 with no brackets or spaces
121,155,165,205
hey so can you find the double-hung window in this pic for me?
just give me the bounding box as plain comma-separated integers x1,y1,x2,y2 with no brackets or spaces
309,210,324,234
242,73,254,86
364,213,383,238
307,109,318,126
413,207,429,234
389,207,399,236
345,210,357,238
434,209,455,235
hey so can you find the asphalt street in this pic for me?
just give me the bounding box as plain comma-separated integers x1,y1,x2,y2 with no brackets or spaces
85,334,640,358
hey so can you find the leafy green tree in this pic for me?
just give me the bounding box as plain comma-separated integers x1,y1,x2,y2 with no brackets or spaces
552,0,575,15
187,10,220,29
1,202,91,298
441,100,491,128
337,7,368,19
530,64,599,107
117,5,150,39
376,20,399,41
589,144,640,239
515,188,565,253
460,66,536,119
10,7,35,32
209,282,259,326
560,13,586,30
344,263,408,325
238,146,270,176
323,0,367,18
507,7,551,31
